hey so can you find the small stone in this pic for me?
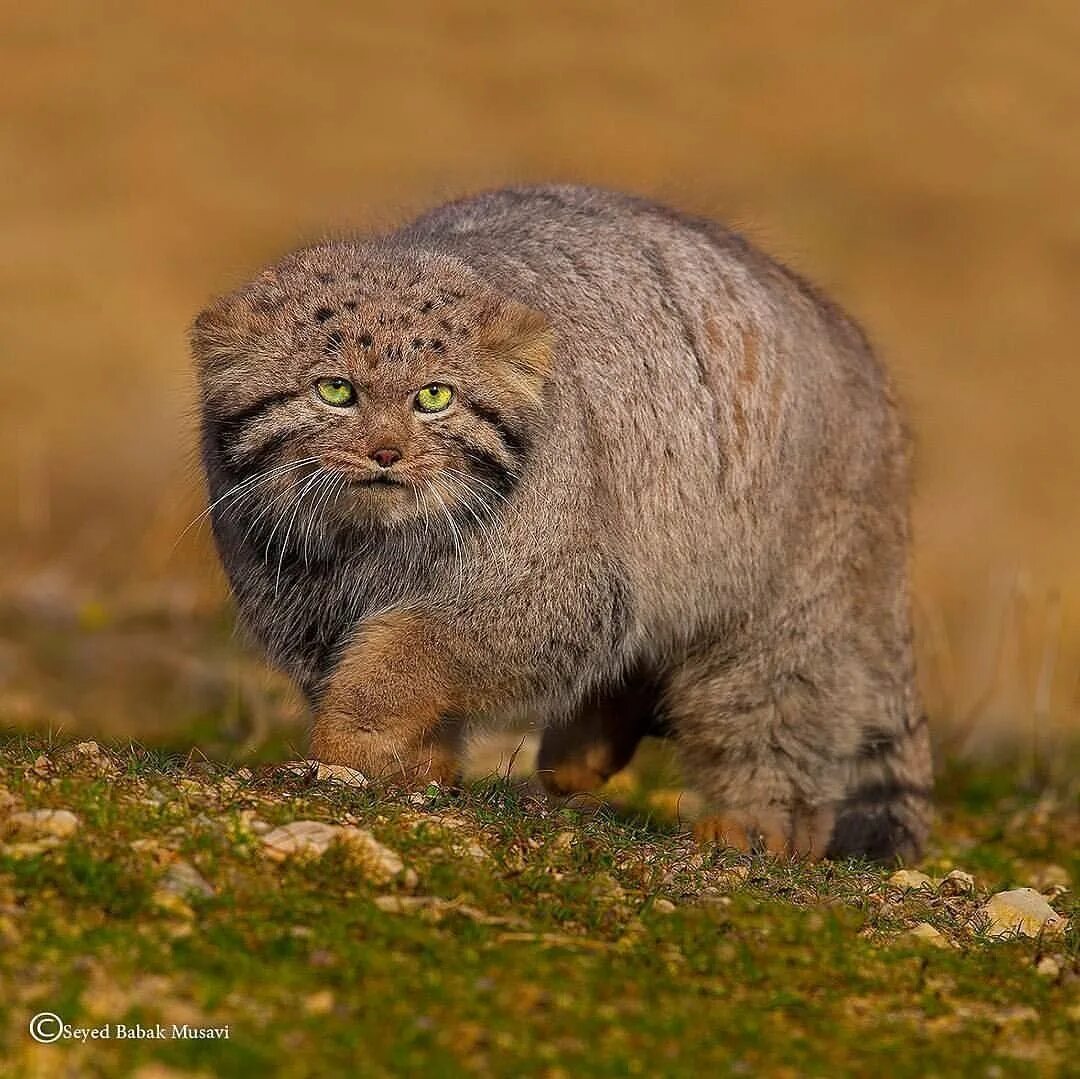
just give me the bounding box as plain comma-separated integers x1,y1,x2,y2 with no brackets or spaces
303,989,336,1016
158,861,214,899
906,922,952,948
375,895,435,915
261,820,341,861
261,820,411,883
981,888,1068,939
714,864,751,890
32,755,52,777
313,762,369,788
1030,865,1070,897
888,869,934,893
6,809,80,839
459,840,489,861
652,898,677,914
338,828,407,884
939,869,976,896
235,811,271,836
551,831,577,852
2,839,62,858
151,890,195,919
1035,955,1062,978
62,741,118,774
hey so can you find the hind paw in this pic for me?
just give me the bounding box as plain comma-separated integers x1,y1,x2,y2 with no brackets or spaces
694,805,835,860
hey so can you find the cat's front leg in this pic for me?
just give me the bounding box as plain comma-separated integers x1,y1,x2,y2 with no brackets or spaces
309,611,465,786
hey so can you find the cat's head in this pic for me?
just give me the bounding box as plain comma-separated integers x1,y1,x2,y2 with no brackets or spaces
192,245,552,540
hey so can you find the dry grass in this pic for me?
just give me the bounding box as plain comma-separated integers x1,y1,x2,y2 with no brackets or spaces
1,3,1079,755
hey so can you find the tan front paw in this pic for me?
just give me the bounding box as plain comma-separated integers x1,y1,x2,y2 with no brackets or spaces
695,805,834,860
309,716,460,790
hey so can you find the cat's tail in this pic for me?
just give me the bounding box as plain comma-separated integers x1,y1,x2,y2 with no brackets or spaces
826,712,933,863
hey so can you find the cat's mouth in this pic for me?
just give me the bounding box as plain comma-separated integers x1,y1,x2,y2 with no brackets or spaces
352,473,405,487
322,454,409,489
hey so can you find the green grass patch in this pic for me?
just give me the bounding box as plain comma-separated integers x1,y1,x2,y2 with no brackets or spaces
0,736,1076,1077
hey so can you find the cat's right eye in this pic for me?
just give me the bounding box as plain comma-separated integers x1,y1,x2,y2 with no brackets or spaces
314,377,356,407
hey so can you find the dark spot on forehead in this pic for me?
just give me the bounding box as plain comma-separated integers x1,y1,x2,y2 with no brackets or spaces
411,338,424,349
358,332,374,349
430,339,445,353
316,272,334,285
420,300,434,313
439,318,453,332
343,300,357,311
314,306,335,323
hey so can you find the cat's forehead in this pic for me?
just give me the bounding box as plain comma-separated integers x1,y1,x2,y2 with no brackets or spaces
260,248,493,368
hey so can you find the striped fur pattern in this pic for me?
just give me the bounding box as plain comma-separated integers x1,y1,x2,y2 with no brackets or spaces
192,185,932,862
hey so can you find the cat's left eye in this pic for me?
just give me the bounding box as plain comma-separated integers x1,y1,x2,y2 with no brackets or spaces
415,383,454,414
314,378,356,407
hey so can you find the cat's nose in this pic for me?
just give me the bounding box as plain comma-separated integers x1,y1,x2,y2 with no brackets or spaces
369,447,402,469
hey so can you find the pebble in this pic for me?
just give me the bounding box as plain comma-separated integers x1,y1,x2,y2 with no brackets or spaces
714,865,751,890
261,820,412,884
939,869,975,896
1030,864,1070,897
313,762,369,789
981,888,1068,939
1035,955,1062,978
303,990,336,1016
338,828,408,885
158,860,214,899
888,869,935,892
906,922,952,949
61,741,119,774
261,821,341,861
652,898,677,914
6,808,80,839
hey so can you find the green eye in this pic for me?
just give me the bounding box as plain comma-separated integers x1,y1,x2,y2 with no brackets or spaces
315,378,356,407
415,383,454,414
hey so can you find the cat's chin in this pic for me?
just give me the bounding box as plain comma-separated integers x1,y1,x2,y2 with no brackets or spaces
331,482,424,530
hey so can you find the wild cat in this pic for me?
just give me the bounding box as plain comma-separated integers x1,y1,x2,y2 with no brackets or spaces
193,185,932,862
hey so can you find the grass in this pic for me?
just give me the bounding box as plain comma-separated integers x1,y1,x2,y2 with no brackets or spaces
0,734,1076,1077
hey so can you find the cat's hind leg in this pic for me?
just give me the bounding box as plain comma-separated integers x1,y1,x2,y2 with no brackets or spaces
537,675,661,795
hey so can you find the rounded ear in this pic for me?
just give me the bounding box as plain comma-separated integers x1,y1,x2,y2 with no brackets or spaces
190,270,282,376
475,300,553,405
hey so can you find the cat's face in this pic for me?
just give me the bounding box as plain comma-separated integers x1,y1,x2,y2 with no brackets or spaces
193,247,551,541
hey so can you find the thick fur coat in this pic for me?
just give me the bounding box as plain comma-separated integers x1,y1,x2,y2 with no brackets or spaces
193,185,932,861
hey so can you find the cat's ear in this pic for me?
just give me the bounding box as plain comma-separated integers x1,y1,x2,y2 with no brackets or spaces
475,300,553,406
190,272,280,391
191,274,282,371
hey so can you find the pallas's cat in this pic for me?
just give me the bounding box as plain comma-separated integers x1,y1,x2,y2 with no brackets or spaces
193,186,931,860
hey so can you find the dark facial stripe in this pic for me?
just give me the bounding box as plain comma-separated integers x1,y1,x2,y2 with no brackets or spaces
228,429,293,477
444,433,517,498
210,392,300,475
220,391,297,431
468,400,528,460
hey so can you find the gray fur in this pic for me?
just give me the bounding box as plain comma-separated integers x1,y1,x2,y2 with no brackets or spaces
193,185,932,862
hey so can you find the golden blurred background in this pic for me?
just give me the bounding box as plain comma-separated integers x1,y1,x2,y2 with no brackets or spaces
1,2,1078,766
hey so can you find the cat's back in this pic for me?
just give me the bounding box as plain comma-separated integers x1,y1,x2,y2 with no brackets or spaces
399,186,899,629
398,184,877,416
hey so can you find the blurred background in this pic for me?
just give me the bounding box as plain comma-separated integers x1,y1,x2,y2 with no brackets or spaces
1,2,1078,780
